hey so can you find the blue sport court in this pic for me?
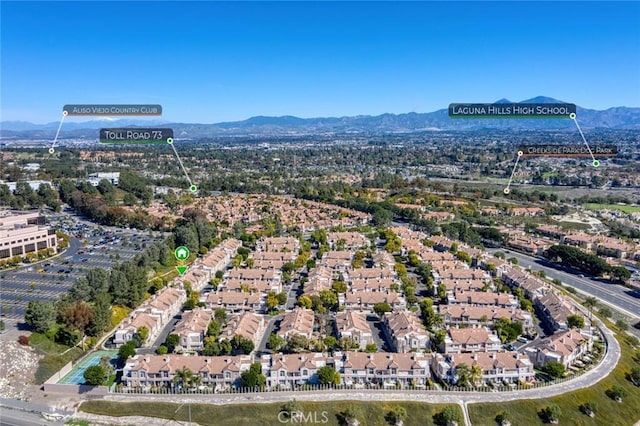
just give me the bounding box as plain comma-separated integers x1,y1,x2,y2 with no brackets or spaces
58,350,118,385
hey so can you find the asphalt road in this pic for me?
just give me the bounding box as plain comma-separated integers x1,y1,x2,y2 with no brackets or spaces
489,249,640,319
0,408,64,426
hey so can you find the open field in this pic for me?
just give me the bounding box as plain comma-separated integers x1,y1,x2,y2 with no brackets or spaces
583,203,640,213
79,400,461,426
468,323,640,426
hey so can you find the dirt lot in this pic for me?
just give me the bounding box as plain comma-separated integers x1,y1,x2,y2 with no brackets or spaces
0,331,40,400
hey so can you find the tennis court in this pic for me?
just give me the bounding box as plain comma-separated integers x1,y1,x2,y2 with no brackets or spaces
58,350,118,385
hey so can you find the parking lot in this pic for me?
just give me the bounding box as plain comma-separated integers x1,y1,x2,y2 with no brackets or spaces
0,211,163,325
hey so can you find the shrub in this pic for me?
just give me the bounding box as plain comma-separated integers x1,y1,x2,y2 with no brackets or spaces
18,335,29,346
83,365,106,386
579,401,597,417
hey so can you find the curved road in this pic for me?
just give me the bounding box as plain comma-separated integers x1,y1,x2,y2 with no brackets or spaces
101,316,622,425
488,249,640,319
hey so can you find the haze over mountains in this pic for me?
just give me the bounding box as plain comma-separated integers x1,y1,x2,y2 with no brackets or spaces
2,97,639,139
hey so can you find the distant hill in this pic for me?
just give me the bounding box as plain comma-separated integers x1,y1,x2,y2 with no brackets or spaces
2,97,639,139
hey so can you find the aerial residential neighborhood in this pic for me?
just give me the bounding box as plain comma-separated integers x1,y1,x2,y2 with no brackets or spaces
1,1,640,425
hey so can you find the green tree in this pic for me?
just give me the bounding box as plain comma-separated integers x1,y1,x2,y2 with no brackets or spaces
268,333,285,352
297,295,312,309
616,319,628,331
583,296,598,319
165,333,180,352
240,362,266,388
373,302,392,317
455,363,471,387
118,340,137,361
495,410,511,426
173,366,194,389
567,314,585,329
286,334,310,352
599,306,612,318
87,291,111,337
24,300,56,333
628,366,640,385
579,401,597,417
317,365,341,385
331,281,347,294
323,335,338,349
607,384,628,401
543,404,561,423
386,406,408,426
156,345,168,355
365,343,378,353
543,361,565,378
432,329,447,348
319,289,338,311
137,326,149,345
83,365,106,386
276,292,288,305
231,334,255,354
434,406,461,426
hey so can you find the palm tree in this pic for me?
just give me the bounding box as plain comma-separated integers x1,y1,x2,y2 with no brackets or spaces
173,367,194,390
471,364,483,387
455,363,471,388
584,297,598,320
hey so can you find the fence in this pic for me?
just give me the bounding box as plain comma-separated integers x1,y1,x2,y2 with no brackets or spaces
109,327,610,397
109,365,595,396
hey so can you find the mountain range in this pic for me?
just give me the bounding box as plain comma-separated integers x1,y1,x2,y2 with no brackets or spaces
2,97,639,139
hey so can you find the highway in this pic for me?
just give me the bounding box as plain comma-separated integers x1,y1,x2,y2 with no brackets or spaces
488,249,640,319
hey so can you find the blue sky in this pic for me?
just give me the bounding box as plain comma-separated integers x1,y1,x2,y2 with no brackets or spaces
1,1,639,123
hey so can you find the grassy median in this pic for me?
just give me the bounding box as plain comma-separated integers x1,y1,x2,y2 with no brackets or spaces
468,326,640,426
79,400,461,426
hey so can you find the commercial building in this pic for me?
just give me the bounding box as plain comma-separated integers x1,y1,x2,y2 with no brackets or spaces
0,211,57,259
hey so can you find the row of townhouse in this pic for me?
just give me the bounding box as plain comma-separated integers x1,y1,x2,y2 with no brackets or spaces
326,232,370,250
122,339,593,391
334,311,373,349
383,310,430,353
174,308,213,351
277,308,315,340
438,305,534,333
172,308,268,353
122,351,433,390
539,230,639,260
114,287,186,347
432,351,535,385
441,327,502,354
440,278,490,294
534,291,580,332
122,354,252,390
372,251,396,269
501,267,549,300
250,251,296,270
447,290,519,308
304,266,332,296
343,291,406,311
350,278,396,292
255,236,300,254
203,291,263,313
176,238,242,291
343,266,397,282
219,312,266,348
524,328,593,368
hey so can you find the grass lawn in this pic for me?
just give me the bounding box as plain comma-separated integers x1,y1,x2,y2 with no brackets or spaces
34,348,84,384
583,203,640,214
79,400,462,426
30,332,85,384
468,324,640,426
